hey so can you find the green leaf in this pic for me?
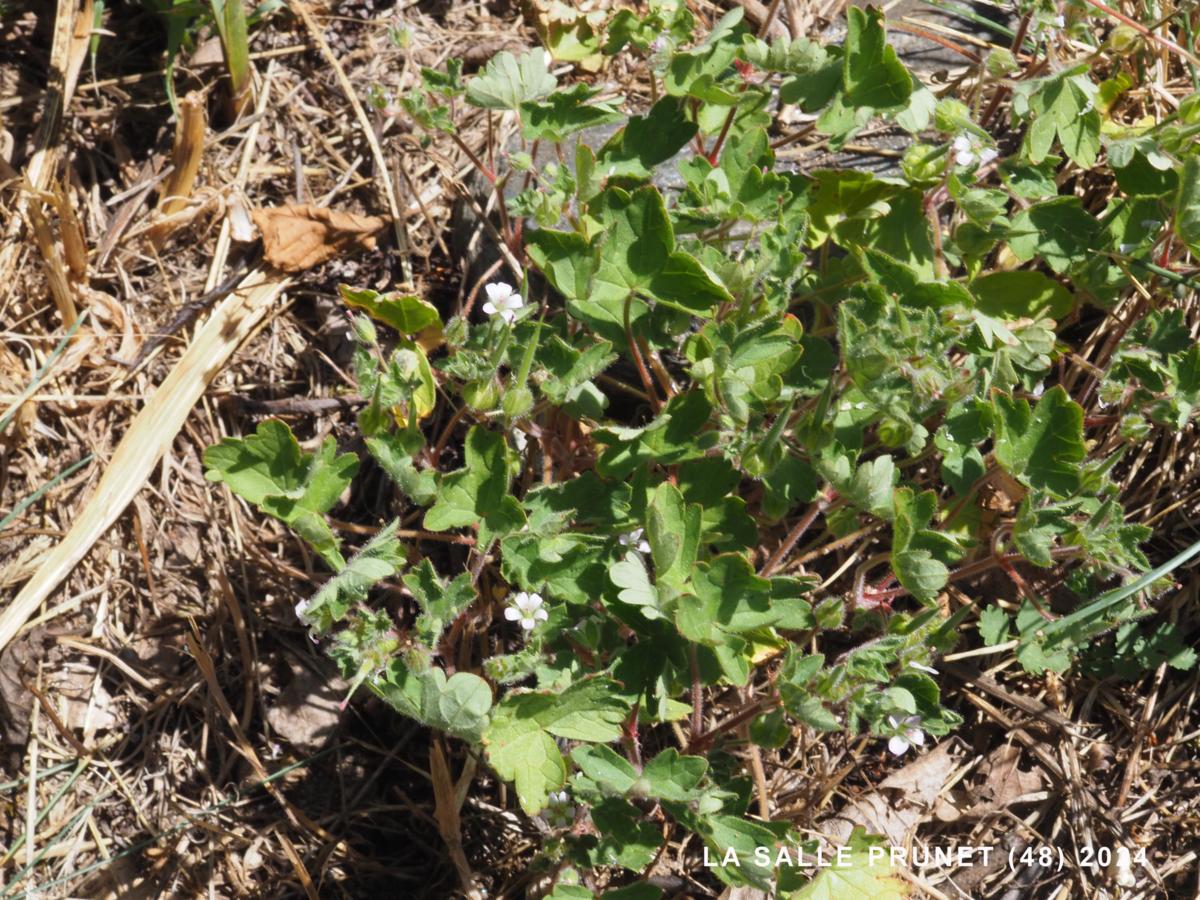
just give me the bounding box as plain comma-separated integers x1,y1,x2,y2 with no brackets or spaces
485,678,631,813
609,552,661,615
300,520,406,633
596,99,698,180
843,6,913,110
425,427,526,543
595,392,717,478
485,714,566,814
465,48,556,110
978,605,1011,646
1012,495,1058,567
339,285,440,334
663,8,743,102
892,550,949,603
585,798,663,871
591,186,732,316
678,554,776,639
1017,68,1100,168
642,748,707,800
972,271,1074,320
1007,197,1100,274
791,829,912,898
404,558,476,647
521,83,624,142
1175,156,1200,255
890,488,959,603
203,418,307,505
419,669,493,742
786,692,841,731
573,744,639,793
366,434,437,505
840,458,897,520
647,482,703,590
204,419,358,569
992,386,1086,498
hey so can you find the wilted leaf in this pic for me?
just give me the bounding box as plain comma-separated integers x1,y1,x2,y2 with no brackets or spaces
251,204,387,272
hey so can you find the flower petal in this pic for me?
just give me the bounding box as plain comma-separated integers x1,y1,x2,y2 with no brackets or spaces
888,736,910,756
504,607,521,621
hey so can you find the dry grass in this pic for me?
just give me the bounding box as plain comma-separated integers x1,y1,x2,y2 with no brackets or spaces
0,0,1198,898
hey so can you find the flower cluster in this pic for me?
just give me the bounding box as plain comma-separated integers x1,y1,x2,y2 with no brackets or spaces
952,133,998,169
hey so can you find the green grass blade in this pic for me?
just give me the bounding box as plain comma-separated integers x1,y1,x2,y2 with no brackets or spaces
0,454,94,533
1041,536,1200,640
0,311,88,437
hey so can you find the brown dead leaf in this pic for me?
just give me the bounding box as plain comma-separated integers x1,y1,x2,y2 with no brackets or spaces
974,744,1045,810
266,665,347,752
50,668,119,731
0,628,45,744
823,741,959,847
251,204,387,272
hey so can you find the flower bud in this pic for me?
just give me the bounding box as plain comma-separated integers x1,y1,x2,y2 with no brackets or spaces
351,313,377,346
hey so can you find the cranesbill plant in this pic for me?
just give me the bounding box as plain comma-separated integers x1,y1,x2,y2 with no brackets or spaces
205,4,1200,895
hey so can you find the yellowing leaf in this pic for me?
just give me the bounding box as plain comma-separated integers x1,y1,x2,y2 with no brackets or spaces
791,833,911,899
339,284,441,335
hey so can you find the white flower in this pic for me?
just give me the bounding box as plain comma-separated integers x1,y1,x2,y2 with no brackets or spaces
887,715,926,756
619,527,652,554
952,133,997,168
482,282,524,324
504,591,548,631
295,598,311,621
908,661,939,675
543,790,575,828
1053,14,1065,28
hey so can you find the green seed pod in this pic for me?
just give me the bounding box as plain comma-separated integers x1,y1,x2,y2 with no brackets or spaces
463,379,499,411
877,416,911,448
1119,413,1151,442
1108,25,1141,55
502,384,535,419
985,47,1018,77
443,315,469,346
